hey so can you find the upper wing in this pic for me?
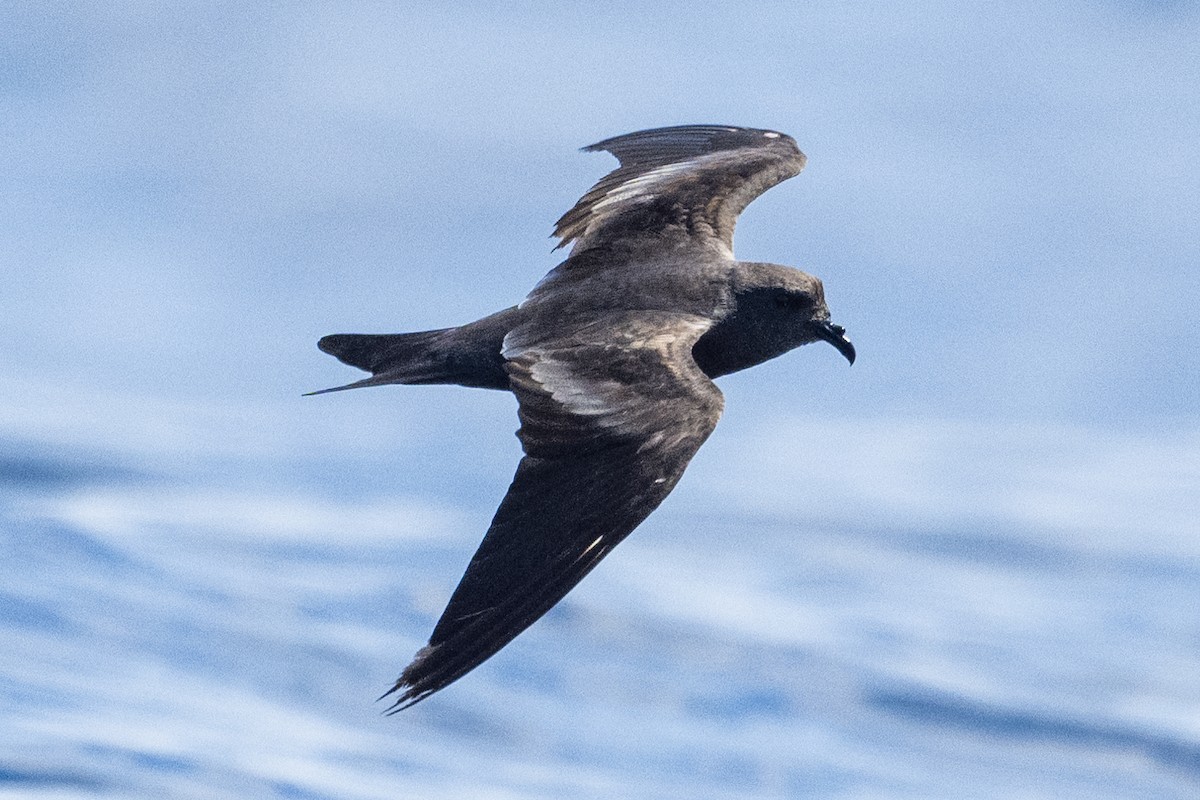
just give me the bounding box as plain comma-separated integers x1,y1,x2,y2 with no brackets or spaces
384,311,724,709
553,125,806,257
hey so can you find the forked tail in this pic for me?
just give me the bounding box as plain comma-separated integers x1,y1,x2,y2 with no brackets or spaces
306,329,455,395
308,307,519,395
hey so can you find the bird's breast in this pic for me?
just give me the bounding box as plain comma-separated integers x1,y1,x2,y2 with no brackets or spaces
690,313,802,379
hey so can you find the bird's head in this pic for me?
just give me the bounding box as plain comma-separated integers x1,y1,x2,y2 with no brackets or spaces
760,282,854,365
730,264,856,366
693,263,854,379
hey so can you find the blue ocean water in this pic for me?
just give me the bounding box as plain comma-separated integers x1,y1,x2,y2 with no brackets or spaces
2,413,1197,799
3,3,1199,797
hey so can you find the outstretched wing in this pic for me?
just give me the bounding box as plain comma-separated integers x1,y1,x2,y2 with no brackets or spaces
384,311,724,709
554,125,806,256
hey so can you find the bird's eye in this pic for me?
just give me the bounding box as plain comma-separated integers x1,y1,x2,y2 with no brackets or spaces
775,293,811,311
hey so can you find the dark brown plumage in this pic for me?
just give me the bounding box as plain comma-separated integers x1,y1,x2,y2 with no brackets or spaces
312,125,855,709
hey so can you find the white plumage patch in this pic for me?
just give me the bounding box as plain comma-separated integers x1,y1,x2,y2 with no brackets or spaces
528,356,621,416
588,161,694,213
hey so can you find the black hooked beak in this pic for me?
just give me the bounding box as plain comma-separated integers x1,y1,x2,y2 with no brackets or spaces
810,320,856,365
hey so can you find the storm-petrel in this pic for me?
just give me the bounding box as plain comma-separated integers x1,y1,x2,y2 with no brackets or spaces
312,125,855,709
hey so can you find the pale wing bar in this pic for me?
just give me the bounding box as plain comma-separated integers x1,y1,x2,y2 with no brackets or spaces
383,312,723,709
554,125,806,254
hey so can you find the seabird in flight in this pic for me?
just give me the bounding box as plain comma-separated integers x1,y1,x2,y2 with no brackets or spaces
311,125,855,710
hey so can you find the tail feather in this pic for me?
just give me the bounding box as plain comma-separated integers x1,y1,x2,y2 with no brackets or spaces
318,330,449,373
309,330,452,394
311,308,517,395
302,374,435,396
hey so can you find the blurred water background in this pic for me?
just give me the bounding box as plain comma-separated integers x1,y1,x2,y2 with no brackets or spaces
2,3,1199,798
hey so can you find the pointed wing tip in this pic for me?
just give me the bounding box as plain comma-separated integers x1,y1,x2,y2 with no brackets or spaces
581,124,796,155
378,682,426,714
377,644,443,713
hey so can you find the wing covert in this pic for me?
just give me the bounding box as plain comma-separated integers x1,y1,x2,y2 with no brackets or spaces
384,312,723,709
554,125,806,257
